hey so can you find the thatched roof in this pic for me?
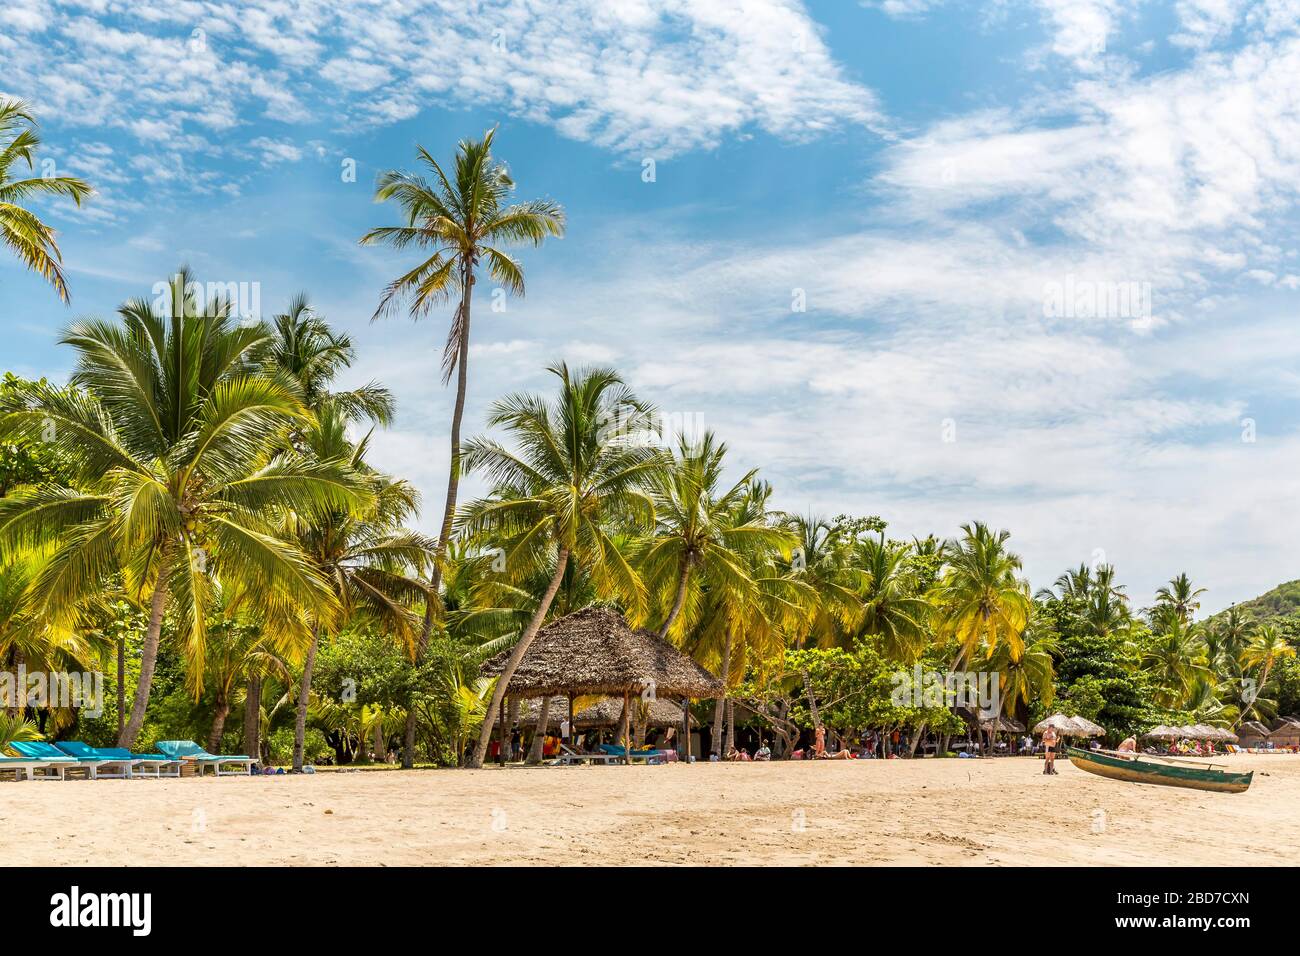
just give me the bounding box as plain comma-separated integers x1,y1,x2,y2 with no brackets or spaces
1236,720,1270,738
493,695,693,730
1143,724,1181,740
481,607,724,699
1034,713,1104,737
979,716,1026,734
1269,716,1300,733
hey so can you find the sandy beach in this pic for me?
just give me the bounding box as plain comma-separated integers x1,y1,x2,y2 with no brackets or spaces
8,754,1297,867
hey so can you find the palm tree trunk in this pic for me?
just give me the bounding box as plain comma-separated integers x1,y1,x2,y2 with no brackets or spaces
711,630,733,758
468,548,570,768
402,277,474,766
116,638,125,740
207,692,229,753
118,566,171,748
725,699,736,753
657,556,692,638
292,624,322,771
401,603,434,768
801,669,821,730
243,673,261,763
619,689,631,765
526,696,552,764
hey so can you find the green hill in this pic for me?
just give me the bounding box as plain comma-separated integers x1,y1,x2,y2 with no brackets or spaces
1207,580,1300,626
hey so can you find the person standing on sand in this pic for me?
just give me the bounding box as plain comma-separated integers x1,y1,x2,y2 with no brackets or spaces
1042,725,1059,775
814,725,826,758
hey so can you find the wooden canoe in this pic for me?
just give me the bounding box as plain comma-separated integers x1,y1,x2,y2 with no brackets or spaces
1065,746,1253,794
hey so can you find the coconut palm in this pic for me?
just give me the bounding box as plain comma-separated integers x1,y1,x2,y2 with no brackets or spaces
850,535,931,663
1084,566,1130,638
0,98,92,302
1211,605,1253,665
1141,617,1209,708
287,404,434,770
932,522,1032,664
262,294,394,429
458,364,663,768
1155,572,1206,624
640,431,794,640
1239,624,1294,719
201,613,289,753
1036,562,1093,602
0,270,357,747
780,514,859,649
362,131,564,764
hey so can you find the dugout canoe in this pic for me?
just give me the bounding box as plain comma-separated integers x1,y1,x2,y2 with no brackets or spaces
1065,746,1253,794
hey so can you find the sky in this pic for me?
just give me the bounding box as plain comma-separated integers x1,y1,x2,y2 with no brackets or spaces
2,0,1300,614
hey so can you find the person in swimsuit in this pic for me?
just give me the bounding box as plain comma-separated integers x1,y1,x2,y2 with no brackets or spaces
1042,725,1059,775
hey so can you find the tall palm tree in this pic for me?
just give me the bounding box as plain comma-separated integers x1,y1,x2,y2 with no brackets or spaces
932,522,1032,665
0,270,355,746
1036,562,1093,602
1155,572,1207,624
287,405,434,770
640,431,793,640
780,514,859,649
0,98,92,302
850,535,931,663
459,364,663,768
1211,605,1253,665
362,130,563,764
1084,565,1130,638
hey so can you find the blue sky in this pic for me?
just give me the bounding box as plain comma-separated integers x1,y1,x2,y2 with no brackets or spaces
3,0,1300,613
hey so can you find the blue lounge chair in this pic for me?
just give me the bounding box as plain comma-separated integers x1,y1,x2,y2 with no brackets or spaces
55,742,181,779
598,744,666,764
7,741,87,779
0,755,69,781
154,740,258,776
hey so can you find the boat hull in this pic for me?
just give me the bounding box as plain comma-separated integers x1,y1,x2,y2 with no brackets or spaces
1065,747,1253,794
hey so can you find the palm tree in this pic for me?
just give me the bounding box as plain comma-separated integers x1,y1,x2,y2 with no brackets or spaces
362,131,563,764
263,294,395,428
1155,572,1207,624
287,405,433,770
0,270,355,747
1036,562,1093,602
1240,624,1294,718
1084,565,1130,638
932,522,1032,665
0,98,92,302
201,612,288,753
850,535,931,662
459,364,663,768
1141,617,1209,707
780,514,859,649
640,431,793,640
1211,605,1253,665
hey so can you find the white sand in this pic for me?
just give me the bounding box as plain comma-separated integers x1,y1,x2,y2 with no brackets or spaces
6,754,1296,866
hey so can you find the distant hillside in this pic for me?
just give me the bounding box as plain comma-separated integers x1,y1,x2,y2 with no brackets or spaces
1207,580,1300,626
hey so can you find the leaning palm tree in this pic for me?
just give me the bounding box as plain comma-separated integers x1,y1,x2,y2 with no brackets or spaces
640,431,794,640
0,270,357,747
288,404,434,770
0,98,92,302
362,130,564,764
932,522,1032,665
459,364,663,768
1155,572,1207,624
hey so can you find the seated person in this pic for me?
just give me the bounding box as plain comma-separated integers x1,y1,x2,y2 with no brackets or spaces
754,743,772,761
1116,735,1137,756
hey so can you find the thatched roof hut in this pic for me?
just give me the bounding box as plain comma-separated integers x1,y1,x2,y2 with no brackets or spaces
1236,720,1270,745
979,716,1026,734
1268,717,1300,746
493,695,694,730
1142,724,1180,740
481,607,724,700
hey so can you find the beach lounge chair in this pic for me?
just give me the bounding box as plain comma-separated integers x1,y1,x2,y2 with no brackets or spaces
7,742,89,779
154,740,258,776
0,756,69,781
54,741,182,779
598,744,666,765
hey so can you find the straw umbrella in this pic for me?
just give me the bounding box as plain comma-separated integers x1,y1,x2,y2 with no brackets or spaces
482,607,723,763
1142,725,1179,740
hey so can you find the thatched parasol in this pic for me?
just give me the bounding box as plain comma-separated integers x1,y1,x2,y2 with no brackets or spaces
1065,715,1106,737
1033,714,1103,737
1033,714,1074,734
1142,724,1180,740
481,607,723,699
1211,727,1239,743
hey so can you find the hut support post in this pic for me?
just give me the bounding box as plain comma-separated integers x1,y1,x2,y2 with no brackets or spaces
568,695,574,752
621,689,631,766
